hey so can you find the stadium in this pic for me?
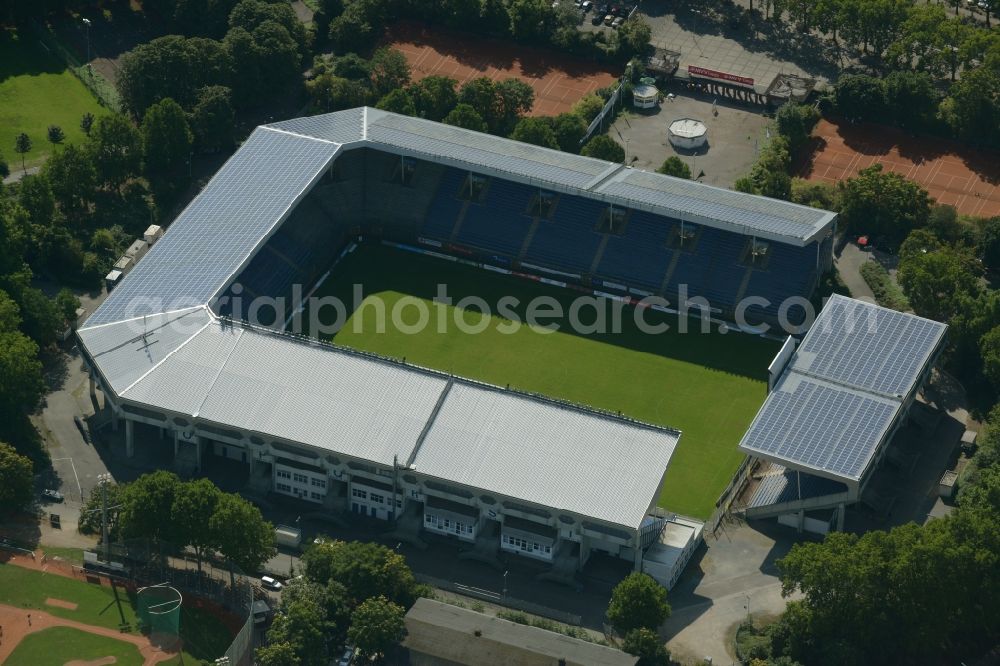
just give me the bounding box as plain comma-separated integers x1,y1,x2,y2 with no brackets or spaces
75,107,940,587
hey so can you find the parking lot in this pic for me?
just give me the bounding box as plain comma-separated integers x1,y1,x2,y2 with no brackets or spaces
609,84,770,188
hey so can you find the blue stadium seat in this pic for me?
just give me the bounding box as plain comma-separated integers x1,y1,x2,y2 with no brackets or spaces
595,211,673,290
456,179,534,255
422,168,467,240
523,195,605,274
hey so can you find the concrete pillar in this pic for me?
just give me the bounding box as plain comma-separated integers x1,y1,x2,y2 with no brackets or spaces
173,431,180,457
159,426,165,440
836,503,846,531
111,407,119,431
195,437,202,473
88,372,96,399
797,509,805,533
125,418,134,458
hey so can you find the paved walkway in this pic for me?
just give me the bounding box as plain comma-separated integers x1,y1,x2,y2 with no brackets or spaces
834,242,875,302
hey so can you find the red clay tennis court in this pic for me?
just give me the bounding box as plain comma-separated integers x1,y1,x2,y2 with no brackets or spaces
800,118,1000,218
385,21,619,117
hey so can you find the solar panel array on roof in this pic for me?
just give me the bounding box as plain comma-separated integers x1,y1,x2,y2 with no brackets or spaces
738,296,947,483
86,128,338,327
365,109,613,190
597,169,834,241
741,374,898,480
795,294,947,397
265,108,366,145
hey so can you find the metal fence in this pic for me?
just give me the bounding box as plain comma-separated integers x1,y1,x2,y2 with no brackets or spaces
30,21,122,113
86,541,255,665
416,573,582,626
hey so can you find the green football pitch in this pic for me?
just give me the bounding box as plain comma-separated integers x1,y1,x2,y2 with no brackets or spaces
0,31,107,169
300,243,778,519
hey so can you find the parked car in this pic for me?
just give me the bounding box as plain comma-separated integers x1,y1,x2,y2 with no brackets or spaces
612,16,625,27
261,575,283,591
42,489,64,503
73,415,92,445
597,3,610,13
581,0,593,10
336,645,355,666
591,13,604,24
604,14,615,25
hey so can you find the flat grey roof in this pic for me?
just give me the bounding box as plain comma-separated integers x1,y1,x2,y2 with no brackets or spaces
404,598,638,666
83,313,679,530
738,296,947,483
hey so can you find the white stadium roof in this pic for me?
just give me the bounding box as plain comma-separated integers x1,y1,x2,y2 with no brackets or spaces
738,295,946,484
79,310,679,530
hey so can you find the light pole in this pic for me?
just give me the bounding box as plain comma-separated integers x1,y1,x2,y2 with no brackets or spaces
82,18,92,64
502,570,508,600
290,515,301,575
97,473,112,564
743,593,751,621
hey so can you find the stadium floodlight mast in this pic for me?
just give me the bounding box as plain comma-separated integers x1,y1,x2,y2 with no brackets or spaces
82,18,92,64
97,473,115,564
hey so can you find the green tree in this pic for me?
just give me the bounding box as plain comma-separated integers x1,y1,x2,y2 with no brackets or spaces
142,98,193,185
80,112,95,136
54,288,80,324
46,125,65,150
14,286,63,347
898,228,943,265
348,595,407,661
330,52,371,80
883,71,937,131
774,102,820,154
980,325,1000,391
14,132,31,173
580,135,625,162
280,577,352,646
307,74,369,113
376,89,417,115
78,481,124,536
42,144,97,213
734,136,792,200
17,174,56,226
255,642,300,666
940,66,1000,148
833,74,886,123
510,116,559,149
369,47,411,100
0,442,33,513
0,329,44,422
550,112,587,153
657,156,691,179
190,85,235,153
90,114,143,190
622,627,670,666
210,492,276,586
838,164,932,243
494,79,535,135
118,471,183,544
228,0,308,52
410,76,458,122
979,217,1000,271
0,152,8,179
328,3,379,54
267,597,328,665
442,103,488,132
302,540,421,607
898,247,979,321
606,572,671,636
117,35,234,117
615,16,653,59
172,478,221,572
224,27,262,108
507,0,554,42
251,21,303,96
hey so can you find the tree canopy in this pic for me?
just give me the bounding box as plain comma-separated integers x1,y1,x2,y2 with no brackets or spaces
347,595,407,661
580,134,625,162
0,442,33,513
606,572,671,636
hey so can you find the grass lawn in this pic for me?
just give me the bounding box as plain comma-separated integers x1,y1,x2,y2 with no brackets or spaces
302,244,778,519
0,564,234,663
0,30,107,170
6,626,144,666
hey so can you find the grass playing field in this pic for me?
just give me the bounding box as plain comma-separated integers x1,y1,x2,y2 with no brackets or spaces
301,243,778,519
0,30,107,170
0,563,234,663
6,626,144,666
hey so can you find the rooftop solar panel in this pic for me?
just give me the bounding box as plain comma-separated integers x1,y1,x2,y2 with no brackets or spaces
740,374,899,481
795,295,947,397
85,128,338,328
